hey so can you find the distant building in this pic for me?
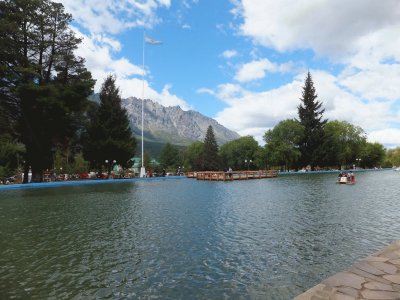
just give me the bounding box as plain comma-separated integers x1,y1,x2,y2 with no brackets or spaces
129,157,160,177
129,157,141,176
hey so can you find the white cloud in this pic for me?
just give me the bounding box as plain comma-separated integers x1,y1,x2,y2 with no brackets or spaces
234,58,292,82
72,29,142,92
196,88,215,96
60,0,171,34
92,34,122,52
349,26,400,69
118,78,191,110
314,71,396,130
215,83,247,104
338,64,400,102
368,129,400,147
222,49,238,59
234,58,273,82
158,84,192,109
233,0,400,62
215,79,302,134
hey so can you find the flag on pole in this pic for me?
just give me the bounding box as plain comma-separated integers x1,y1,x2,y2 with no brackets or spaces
145,35,162,45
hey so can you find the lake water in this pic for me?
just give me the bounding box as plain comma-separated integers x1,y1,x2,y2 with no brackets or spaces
1,171,399,299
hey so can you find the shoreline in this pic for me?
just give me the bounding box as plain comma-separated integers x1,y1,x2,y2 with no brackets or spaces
0,175,185,191
0,168,395,191
278,167,393,175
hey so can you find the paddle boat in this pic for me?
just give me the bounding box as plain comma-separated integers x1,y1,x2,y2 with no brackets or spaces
336,172,356,185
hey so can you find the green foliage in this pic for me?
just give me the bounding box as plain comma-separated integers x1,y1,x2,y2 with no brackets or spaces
83,75,136,169
253,147,269,170
0,0,95,182
219,136,260,170
203,126,220,171
385,147,400,167
184,141,204,171
0,135,25,177
361,142,385,168
53,150,89,174
159,143,179,170
297,72,327,168
264,119,304,171
322,120,366,168
183,129,222,172
70,152,89,174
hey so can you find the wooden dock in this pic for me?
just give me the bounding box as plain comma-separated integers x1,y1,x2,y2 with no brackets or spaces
186,170,278,181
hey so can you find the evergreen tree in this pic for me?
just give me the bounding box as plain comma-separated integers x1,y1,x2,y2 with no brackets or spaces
202,125,220,171
159,143,179,170
0,0,95,182
83,75,136,171
297,72,327,168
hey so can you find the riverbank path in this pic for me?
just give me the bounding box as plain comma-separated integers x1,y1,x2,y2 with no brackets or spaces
294,241,400,299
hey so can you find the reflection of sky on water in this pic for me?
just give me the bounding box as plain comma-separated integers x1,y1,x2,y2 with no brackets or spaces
0,171,399,299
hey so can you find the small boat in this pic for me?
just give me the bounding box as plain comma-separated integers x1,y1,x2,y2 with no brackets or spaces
394,167,400,172
336,173,356,185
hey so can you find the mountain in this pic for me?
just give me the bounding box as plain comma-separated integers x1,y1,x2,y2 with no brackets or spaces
122,97,240,147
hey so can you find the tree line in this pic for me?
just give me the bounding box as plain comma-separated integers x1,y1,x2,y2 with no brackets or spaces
164,72,398,172
262,72,388,171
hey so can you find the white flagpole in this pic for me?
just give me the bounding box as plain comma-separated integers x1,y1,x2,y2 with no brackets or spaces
140,30,146,178
139,32,161,178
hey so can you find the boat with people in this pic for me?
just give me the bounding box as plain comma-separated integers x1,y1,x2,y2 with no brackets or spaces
336,172,356,185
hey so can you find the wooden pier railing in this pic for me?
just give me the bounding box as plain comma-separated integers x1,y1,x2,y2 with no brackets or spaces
186,170,278,181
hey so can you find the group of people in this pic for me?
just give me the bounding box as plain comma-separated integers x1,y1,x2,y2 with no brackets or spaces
176,167,184,176
145,169,167,177
338,171,355,181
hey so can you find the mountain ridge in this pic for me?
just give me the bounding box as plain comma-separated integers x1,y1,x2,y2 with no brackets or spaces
121,97,240,146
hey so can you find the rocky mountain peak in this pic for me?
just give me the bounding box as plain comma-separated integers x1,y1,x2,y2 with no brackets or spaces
122,97,240,146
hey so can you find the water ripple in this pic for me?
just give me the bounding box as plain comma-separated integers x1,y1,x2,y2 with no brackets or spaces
1,172,399,299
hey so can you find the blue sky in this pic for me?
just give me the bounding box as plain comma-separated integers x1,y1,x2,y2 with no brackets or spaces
59,0,400,147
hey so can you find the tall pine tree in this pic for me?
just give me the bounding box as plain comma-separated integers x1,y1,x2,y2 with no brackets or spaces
83,75,136,171
202,125,220,171
297,72,327,169
0,0,95,182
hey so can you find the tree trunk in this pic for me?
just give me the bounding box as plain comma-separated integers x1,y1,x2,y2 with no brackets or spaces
23,163,29,183
31,169,42,183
